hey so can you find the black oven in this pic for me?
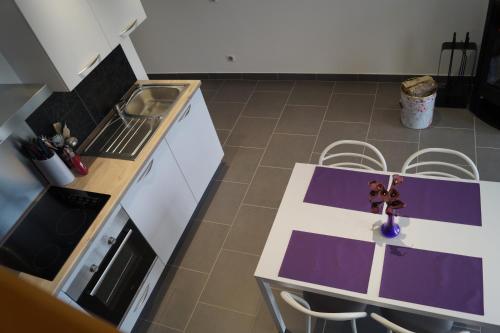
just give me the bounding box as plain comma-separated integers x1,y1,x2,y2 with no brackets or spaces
76,219,155,325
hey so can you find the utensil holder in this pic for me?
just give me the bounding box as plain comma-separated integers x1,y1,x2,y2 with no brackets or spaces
33,154,75,186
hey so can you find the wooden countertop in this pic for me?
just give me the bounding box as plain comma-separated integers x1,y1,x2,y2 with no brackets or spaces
19,80,201,295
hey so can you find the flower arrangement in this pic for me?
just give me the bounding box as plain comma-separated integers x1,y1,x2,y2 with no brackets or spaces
369,175,406,238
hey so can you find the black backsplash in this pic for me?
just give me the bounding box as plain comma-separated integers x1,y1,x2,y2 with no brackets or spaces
27,45,137,143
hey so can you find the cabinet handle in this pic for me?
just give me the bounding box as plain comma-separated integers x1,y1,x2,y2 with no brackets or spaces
137,159,154,183
134,283,150,312
120,18,138,37
78,54,101,78
90,229,133,296
178,104,191,122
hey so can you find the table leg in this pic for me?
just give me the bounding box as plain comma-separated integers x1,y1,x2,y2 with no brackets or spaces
256,277,287,333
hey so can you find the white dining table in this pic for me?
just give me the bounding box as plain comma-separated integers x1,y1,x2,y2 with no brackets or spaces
254,163,500,333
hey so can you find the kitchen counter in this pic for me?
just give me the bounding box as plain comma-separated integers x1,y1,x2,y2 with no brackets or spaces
19,80,201,295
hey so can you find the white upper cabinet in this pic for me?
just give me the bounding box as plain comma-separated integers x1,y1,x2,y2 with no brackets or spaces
15,0,111,91
87,0,146,48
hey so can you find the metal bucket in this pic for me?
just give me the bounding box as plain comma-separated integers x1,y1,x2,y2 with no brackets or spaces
400,88,437,129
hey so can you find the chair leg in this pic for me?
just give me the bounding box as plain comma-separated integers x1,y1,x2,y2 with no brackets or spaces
351,319,358,333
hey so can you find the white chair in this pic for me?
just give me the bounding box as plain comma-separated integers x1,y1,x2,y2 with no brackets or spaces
371,312,470,333
401,148,480,180
280,291,367,333
319,140,388,171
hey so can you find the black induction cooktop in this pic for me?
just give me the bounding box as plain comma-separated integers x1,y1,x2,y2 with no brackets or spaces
0,187,109,281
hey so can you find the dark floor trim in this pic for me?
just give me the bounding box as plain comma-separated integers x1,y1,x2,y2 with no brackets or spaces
148,72,463,82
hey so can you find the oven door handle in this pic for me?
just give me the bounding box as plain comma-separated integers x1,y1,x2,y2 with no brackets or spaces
90,229,133,296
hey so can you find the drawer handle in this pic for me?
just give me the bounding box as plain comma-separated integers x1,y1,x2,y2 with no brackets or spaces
134,283,150,312
78,54,101,77
120,18,138,37
138,159,154,183
178,104,191,122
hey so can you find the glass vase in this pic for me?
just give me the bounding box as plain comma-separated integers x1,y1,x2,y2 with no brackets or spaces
381,214,400,238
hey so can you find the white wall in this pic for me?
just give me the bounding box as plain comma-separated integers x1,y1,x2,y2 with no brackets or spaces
132,0,489,75
0,52,20,84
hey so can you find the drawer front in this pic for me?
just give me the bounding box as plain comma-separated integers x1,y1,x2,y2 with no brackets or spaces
118,257,165,332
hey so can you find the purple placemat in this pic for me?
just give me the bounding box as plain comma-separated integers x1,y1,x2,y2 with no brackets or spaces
397,176,481,226
278,230,375,293
380,245,484,315
304,167,390,213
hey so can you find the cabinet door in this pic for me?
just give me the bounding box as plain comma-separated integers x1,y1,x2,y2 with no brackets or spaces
121,139,197,264
87,0,146,47
15,0,111,91
166,89,224,201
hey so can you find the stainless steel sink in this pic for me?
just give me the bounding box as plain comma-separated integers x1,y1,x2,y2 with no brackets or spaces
121,84,185,119
81,83,186,160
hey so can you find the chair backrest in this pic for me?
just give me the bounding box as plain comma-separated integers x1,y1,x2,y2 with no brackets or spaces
401,148,479,180
280,291,367,333
370,313,470,333
371,313,415,333
319,140,388,171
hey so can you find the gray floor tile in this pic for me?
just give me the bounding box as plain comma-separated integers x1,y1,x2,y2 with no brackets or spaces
224,205,277,255
142,267,207,330
368,108,419,142
288,81,334,106
253,289,319,333
432,108,474,129
376,83,401,109
477,148,500,181
476,118,500,148
309,152,321,164
174,220,229,272
326,94,374,123
334,81,377,94
213,80,257,102
419,127,476,164
195,181,247,225
216,129,230,145
243,91,288,118
245,167,292,208
275,105,326,135
261,134,316,168
481,325,500,333
227,117,277,148
134,320,182,333
367,140,419,172
186,303,255,333
314,121,369,153
217,146,263,183
202,89,217,103
201,79,224,91
256,80,294,92
207,102,245,130
200,250,261,315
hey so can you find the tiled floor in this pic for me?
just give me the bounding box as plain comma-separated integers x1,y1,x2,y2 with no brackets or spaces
134,80,500,333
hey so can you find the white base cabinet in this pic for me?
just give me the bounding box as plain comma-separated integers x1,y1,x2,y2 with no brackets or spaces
166,89,224,201
121,139,197,264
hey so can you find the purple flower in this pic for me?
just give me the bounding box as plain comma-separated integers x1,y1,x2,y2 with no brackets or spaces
392,175,404,186
380,189,390,202
389,188,400,200
369,180,380,191
389,200,406,209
